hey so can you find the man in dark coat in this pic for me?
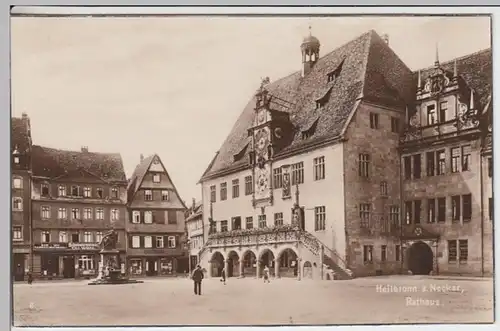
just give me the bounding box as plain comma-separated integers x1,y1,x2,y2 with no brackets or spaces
191,265,204,295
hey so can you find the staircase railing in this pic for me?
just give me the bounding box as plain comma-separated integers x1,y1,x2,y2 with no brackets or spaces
301,231,349,272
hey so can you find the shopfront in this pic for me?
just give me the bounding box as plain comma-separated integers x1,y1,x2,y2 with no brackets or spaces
128,253,188,277
34,243,126,279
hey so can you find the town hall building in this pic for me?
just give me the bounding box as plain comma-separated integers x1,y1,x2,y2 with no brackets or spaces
197,29,492,279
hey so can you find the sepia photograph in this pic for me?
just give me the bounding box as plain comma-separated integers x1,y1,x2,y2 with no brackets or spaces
10,9,494,327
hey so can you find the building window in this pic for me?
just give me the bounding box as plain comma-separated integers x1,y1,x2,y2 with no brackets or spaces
232,216,242,230
41,206,50,219
389,206,399,226
380,181,388,196
83,187,92,198
427,104,436,125
220,182,227,201
313,156,325,181
71,185,80,197
427,199,436,223
83,208,92,220
363,245,373,263
57,208,67,220
220,220,228,232
58,185,66,197
13,226,22,240
42,184,50,197
13,155,19,164
258,215,267,228
144,211,153,224
314,206,326,231
404,201,413,224
451,147,460,173
414,200,421,224
232,179,240,198
167,210,177,224
132,211,140,223
111,187,118,199
96,188,103,198
83,232,93,243
132,236,140,248
274,213,283,226
59,231,68,243
78,255,95,271
437,150,446,175
412,154,421,179
273,168,283,188
381,245,387,262
144,236,152,248
462,194,472,222
144,190,153,201
156,236,164,248
391,117,400,133
489,197,493,221
426,152,435,176
72,208,80,220
12,197,23,211
403,156,411,180
161,190,170,201
369,113,379,129
358,154,370,178
41,231,50,243
439,101,447,122
291,162,304,185
210,185,216,202
451,195,461,222
437,198,446,223
395,245,401,262
12,177,23,189
167,236,176,248
111,209,119,221
245,216,253,229
153,174,161,183
95,231,103,243
95,208,104,220
448,240,457,262
461,145,471,171
488,158,493,178
459,240,468,262
71,233,79,243
359,204,370,228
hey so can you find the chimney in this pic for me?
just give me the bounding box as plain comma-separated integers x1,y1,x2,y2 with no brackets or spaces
140,154,144,162
382,34,389,45
81,146,88,153
192,198,196,212
21,112,31,133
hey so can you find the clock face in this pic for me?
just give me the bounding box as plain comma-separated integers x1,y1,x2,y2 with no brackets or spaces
257,173,268,193
255,128,269,153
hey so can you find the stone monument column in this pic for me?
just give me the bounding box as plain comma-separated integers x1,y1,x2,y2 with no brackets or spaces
274,258,280,278
238,259,244,278
256,260,261,278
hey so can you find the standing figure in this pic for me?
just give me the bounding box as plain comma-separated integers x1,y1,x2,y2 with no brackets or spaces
220,266,226,285
263,265,270,283
191,265,204,296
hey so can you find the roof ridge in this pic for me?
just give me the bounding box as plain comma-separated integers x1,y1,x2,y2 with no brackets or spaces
33,144,121,156
414,48,491,72
359,30,377,99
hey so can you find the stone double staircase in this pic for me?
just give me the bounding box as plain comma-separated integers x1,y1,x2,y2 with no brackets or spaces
198,225,354,280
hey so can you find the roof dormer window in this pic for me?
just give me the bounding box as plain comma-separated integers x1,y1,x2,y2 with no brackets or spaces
326,58,345,83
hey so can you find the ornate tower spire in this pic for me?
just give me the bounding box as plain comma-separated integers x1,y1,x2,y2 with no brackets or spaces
300,25,320,77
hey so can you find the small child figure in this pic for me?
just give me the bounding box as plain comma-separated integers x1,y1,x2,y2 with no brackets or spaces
263,265,270,283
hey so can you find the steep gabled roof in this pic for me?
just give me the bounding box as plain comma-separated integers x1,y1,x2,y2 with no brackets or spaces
32,145,126,182
200,30,415,181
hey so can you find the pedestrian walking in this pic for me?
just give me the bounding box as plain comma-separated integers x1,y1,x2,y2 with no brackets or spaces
263,265,270,283
220,266,226,285
191,265,204,295
27,271,33,285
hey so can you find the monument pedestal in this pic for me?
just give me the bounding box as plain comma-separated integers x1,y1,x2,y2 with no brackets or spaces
88,249,143,285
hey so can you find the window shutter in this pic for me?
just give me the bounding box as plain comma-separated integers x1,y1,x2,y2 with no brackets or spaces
164,235,168,247
139,236,144,248
128,236,133,248
156,212,165,224
151,211,156,224
152,236,157,248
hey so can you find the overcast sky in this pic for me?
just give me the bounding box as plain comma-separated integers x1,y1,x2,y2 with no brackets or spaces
10,15,491,202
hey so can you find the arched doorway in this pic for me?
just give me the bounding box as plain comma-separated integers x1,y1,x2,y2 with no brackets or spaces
303,261,313,279
227,251,240,278
278,248,298,278
407,241,434,275
242,251,257,277
210,252,224,278
259,249,275,277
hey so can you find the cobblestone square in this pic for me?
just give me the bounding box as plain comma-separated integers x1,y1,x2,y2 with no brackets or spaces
13,276,494,326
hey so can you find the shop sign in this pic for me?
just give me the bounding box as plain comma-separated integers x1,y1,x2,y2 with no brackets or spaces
68,243,100,251
34,243,69,250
